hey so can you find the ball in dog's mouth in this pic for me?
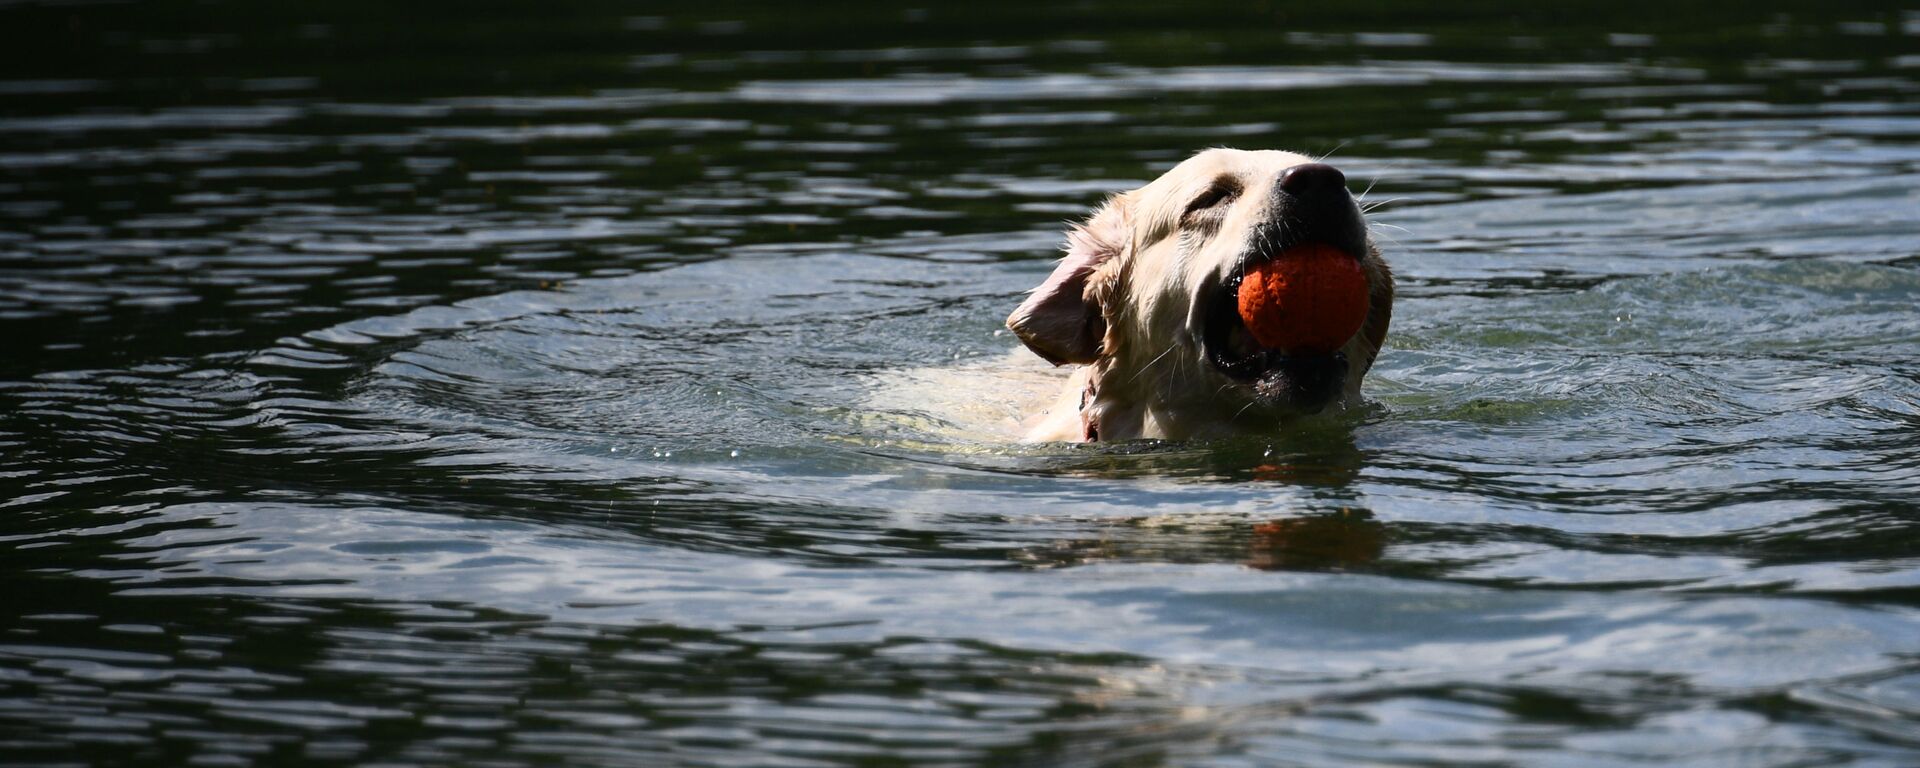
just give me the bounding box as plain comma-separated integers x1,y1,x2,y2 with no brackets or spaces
1203,243,1368,413
1236,243,1369,355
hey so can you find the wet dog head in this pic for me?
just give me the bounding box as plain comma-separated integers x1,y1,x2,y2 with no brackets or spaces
1007,148,1394,441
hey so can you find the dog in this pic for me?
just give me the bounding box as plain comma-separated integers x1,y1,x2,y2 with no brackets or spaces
1007,148,1394,442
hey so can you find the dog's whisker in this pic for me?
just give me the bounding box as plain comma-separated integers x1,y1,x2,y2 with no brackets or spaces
1357,175,1381,201
1124,345,1180,385
1367,225,1407,249
1358,197,1404,213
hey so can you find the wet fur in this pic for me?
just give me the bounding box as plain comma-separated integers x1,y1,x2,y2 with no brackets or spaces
1008,148,1394,442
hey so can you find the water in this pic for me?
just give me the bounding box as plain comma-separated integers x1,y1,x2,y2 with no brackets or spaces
4,2,1919,765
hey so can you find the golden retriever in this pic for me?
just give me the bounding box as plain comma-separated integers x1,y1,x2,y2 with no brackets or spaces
1008,148,1394,442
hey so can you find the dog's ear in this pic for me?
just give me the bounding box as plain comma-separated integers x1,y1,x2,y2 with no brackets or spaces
1006,195,1131,365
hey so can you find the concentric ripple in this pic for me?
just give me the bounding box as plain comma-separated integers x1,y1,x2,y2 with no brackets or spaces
4,1,1920,766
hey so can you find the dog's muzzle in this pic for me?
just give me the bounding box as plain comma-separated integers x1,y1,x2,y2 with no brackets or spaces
1197,162,1368,414
1200,296,1351,414
1256,163,1369,260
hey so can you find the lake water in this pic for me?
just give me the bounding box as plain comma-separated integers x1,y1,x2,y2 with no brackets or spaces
4,2,1919,765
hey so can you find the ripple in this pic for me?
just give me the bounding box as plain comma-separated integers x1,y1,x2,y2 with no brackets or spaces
5,2,1920,765
734,62,1642,105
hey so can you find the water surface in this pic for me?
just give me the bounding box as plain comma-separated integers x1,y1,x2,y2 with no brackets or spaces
4,2,1919,765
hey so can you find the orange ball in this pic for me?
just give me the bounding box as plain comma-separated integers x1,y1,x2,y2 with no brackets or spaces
1236,244,1369,355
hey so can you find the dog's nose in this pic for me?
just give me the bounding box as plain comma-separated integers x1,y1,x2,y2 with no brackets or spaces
1261,161,1367,260
1278,163,1347,199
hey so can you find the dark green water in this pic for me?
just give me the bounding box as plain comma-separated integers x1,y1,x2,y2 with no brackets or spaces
4,2,1919,765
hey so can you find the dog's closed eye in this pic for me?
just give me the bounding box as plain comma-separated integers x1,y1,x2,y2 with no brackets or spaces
1181,179,1240,228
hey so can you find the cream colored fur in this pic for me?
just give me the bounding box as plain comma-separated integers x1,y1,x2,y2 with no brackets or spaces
1010,148,1394,442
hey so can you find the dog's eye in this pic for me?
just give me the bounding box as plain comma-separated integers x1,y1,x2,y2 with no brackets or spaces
1182,184,1238,226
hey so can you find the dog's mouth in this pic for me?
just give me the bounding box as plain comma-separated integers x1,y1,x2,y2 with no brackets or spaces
1200,270,1351,415
1195,163,1371,415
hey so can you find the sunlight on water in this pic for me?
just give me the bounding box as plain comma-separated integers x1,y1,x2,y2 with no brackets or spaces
2,1,1918,765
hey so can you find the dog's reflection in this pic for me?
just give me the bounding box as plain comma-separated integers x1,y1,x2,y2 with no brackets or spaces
1014,504,1387,572
1245,507,1385,571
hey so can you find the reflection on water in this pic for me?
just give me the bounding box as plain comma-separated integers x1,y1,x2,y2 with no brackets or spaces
3,1,1919,765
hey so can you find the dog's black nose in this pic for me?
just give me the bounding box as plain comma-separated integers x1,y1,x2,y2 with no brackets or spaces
1278,163,1347,198
1259,161,1366,260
